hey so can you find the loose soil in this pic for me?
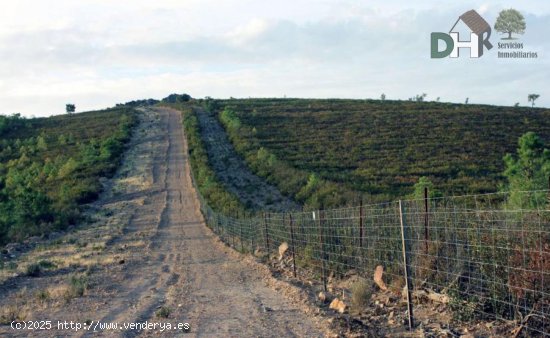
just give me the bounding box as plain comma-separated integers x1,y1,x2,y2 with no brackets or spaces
194,108,298,212
0,108,329,337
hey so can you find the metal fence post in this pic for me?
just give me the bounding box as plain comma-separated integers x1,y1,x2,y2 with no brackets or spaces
399,200,414,330
359,199,364,249
317,210,327,291
264,212,270,253
232,220,236,249
424,187,429,254
250,219,255,252
239,219,244,253
289,213,297,278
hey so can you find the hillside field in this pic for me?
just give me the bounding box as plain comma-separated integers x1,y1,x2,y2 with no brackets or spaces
0,108,136,245
212,98,550,204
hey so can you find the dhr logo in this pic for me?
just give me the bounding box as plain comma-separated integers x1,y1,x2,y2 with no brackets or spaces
431,10,493,58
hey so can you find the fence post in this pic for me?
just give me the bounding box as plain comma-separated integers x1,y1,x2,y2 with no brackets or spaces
250,219,255,252
289,213,297,278
359,199,364,249
399,200,414,330
264,212,270,253
424,187,429,254
317,210,327,291
239,218,244,253
232,219,236,249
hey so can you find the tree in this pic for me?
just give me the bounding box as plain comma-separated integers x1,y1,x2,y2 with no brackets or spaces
503,132,550,209
465,97,469,105
162,93,191,103
412,177,441,200
380,93,386,101
66,104,76,114
415,93,427,102
528,94,540,108
494,9,526,40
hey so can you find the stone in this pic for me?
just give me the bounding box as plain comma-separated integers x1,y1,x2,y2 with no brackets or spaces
318,291,331,303
329,298,347,314
278,242,289,261
373,265,388,291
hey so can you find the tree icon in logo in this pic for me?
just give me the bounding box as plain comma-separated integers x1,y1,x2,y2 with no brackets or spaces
494,9,526,40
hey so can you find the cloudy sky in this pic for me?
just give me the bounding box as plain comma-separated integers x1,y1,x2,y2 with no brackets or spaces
1,0,549,116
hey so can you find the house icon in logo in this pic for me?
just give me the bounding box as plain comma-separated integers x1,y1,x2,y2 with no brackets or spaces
431,10,493,58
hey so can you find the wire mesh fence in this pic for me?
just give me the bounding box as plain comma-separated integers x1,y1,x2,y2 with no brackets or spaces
191,164,549,336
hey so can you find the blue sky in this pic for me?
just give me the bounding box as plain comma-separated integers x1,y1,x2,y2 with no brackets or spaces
0,0,549,116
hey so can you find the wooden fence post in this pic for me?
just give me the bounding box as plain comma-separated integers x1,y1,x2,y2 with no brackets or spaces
399,200,414,330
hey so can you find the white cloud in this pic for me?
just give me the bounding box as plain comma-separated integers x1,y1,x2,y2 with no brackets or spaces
0,1,549,116
226,19,270,46
477,4,490,15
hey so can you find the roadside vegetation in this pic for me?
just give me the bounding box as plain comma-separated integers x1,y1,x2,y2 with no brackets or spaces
0,108,136,245
167,102,247,217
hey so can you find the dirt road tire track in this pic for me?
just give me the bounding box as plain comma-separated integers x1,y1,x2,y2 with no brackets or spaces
138,107,327,337
0,107,330,338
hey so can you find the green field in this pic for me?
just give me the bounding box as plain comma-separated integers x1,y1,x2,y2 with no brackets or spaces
0,108,136,245
211,98,550,206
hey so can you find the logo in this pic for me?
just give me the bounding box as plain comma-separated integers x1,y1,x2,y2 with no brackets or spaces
494,9,525,40
493,8,537,59
431,10,493,58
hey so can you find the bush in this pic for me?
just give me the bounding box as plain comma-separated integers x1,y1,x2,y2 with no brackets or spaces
155,306,171,318
503,132,550,209
65,274,88,299
350,278,372,312
0,107,136,245
25,263,41,277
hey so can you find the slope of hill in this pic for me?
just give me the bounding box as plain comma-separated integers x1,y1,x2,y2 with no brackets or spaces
212,98,550,205
0,108,136,245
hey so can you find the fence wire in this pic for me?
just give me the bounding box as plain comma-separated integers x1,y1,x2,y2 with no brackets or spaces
191,166,549,336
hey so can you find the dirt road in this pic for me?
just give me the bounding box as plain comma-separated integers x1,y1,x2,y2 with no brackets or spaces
129,107,325,337
133,107,328,336
0,107,327,337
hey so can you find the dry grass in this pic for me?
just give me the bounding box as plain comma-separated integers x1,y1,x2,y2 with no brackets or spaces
0,288,31,324
350,278,372,313
0,303,29,324
0,110,157,324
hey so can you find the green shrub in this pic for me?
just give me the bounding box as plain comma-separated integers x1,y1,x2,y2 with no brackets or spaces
65,274,88,299
25,263,41,277
155,306,171,318
0,107,136,245
350,278,372,312
38,259,56,269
